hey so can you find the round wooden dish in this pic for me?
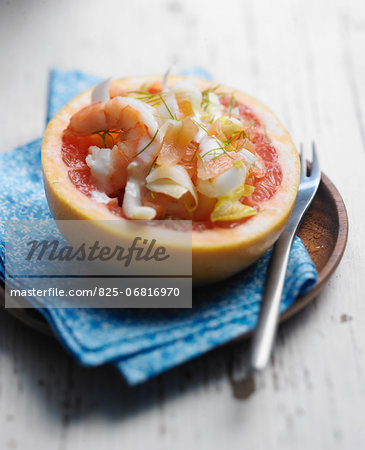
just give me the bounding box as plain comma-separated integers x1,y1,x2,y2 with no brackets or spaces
0,170,348,339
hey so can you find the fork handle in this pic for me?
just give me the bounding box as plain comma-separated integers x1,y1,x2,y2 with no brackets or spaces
249,229,296,371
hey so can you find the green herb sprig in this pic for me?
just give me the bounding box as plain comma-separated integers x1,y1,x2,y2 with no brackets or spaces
132,129,159,158
146,155,158,180
200,85,229,111
192,120,234,160
189,144,200,163
158,94,178,120
94,130,120,147
127,90,163,107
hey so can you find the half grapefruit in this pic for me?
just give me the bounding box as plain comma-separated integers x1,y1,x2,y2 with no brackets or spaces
42,75,300,283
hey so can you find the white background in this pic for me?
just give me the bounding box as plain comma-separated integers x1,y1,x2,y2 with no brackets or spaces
1,0,365,449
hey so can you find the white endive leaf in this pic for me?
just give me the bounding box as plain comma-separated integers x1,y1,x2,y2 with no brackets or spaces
90,190,111,204
146,165,198,207
197,165,247,198
155,92,179,122
205,92,224,118
162,63,175,91
172,80,202,112
146,180,188,199
199,135,224,160
237,148,257,165
91,78,112,103
123,162,157,220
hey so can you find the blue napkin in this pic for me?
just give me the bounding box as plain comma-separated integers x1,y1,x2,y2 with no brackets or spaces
0,69,318,385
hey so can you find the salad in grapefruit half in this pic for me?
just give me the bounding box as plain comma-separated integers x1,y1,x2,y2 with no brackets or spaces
42,75,300,283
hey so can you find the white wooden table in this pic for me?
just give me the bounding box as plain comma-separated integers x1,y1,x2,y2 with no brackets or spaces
1,0,365,448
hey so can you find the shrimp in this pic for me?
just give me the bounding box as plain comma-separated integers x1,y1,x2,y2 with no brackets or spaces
67,96,158,140
67,94,161,219
67,96,161,165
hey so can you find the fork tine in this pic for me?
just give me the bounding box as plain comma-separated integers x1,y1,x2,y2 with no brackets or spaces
310,142,320,181
299,143,306,179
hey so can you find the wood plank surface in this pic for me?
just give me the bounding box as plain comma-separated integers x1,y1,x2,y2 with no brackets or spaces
0,0,364,449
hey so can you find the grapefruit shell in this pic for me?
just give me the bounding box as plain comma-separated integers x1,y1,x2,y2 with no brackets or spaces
42,76,300,283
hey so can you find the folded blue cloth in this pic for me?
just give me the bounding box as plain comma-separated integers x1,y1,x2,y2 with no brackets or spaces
0,69,317,385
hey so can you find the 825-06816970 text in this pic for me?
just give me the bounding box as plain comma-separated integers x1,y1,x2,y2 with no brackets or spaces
9,286,180,298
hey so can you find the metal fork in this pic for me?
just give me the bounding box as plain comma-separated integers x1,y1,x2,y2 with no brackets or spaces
249,142,321,372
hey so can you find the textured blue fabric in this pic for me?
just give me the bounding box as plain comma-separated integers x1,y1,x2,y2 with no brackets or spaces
0,69,318,385
179,67,213,80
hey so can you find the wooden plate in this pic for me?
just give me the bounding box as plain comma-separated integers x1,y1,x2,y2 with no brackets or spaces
0,170,348,339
